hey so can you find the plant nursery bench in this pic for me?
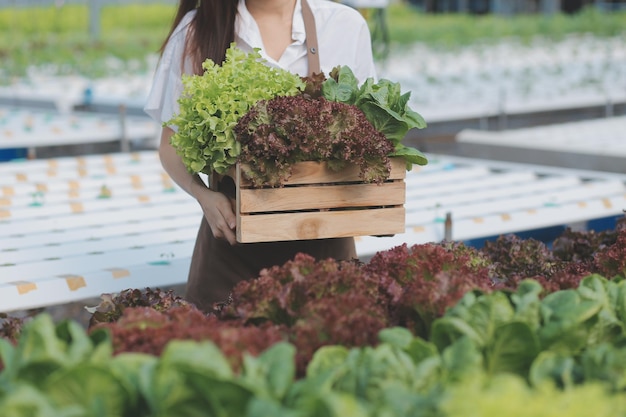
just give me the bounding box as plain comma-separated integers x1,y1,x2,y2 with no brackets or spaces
0,74,151,115
0,105,159,160
1,151,625,312
0,151,200,312
455,116,626,173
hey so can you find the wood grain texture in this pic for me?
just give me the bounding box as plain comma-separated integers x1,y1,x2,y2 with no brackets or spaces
231,159,407,242
237,207,405,243
234,157,407,187
239,181,405,213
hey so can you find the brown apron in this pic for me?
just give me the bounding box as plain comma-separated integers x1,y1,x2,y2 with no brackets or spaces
185,0,357,312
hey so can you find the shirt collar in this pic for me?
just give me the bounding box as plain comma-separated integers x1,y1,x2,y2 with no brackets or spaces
235,0,305,48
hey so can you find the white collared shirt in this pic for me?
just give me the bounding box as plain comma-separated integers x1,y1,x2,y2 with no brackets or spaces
144,0,376,126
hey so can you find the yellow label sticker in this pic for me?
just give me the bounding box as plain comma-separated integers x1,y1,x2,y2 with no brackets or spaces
61,275,87,291
70,202,84,213
162,179,174,189
11,281,37,295
131,175,143,189
107,268,130,279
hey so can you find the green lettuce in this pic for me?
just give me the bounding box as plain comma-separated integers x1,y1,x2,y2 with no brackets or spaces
443,373,625,417
322,66,428,169
167,44,305,174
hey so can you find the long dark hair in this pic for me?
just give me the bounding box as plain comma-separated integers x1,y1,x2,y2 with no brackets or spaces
160,0,239,75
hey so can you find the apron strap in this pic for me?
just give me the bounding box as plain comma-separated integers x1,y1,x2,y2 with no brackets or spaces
301,0,320,76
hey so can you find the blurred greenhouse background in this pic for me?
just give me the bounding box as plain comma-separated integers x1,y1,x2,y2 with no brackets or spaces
0,0,624,176
1,1,624,118
0,0,625,183
1,0,625,313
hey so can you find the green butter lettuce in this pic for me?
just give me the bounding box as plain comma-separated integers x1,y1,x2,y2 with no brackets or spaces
167,44,305,174
322,66,428,168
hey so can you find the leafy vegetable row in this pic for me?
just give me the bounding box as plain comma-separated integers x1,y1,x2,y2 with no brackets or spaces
1,220,625,416
2,277,626,415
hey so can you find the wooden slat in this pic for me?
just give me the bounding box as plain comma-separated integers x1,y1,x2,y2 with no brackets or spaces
237,207,405,243
239,181,405,213
235,157,407,187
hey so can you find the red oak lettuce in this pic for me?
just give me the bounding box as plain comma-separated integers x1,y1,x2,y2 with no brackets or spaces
234,95,395,187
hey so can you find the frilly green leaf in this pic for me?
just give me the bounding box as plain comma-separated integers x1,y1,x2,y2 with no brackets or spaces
167,44,305,174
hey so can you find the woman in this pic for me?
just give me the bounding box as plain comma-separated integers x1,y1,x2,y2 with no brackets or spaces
144,0,377,312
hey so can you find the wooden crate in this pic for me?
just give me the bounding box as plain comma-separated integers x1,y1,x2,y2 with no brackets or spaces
228,158,406,243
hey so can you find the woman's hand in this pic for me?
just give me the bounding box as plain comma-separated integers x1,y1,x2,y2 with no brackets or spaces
194,185,238,245
158,126,238,245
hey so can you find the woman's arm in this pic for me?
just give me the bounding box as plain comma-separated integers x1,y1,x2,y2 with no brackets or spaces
159,127,238,245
